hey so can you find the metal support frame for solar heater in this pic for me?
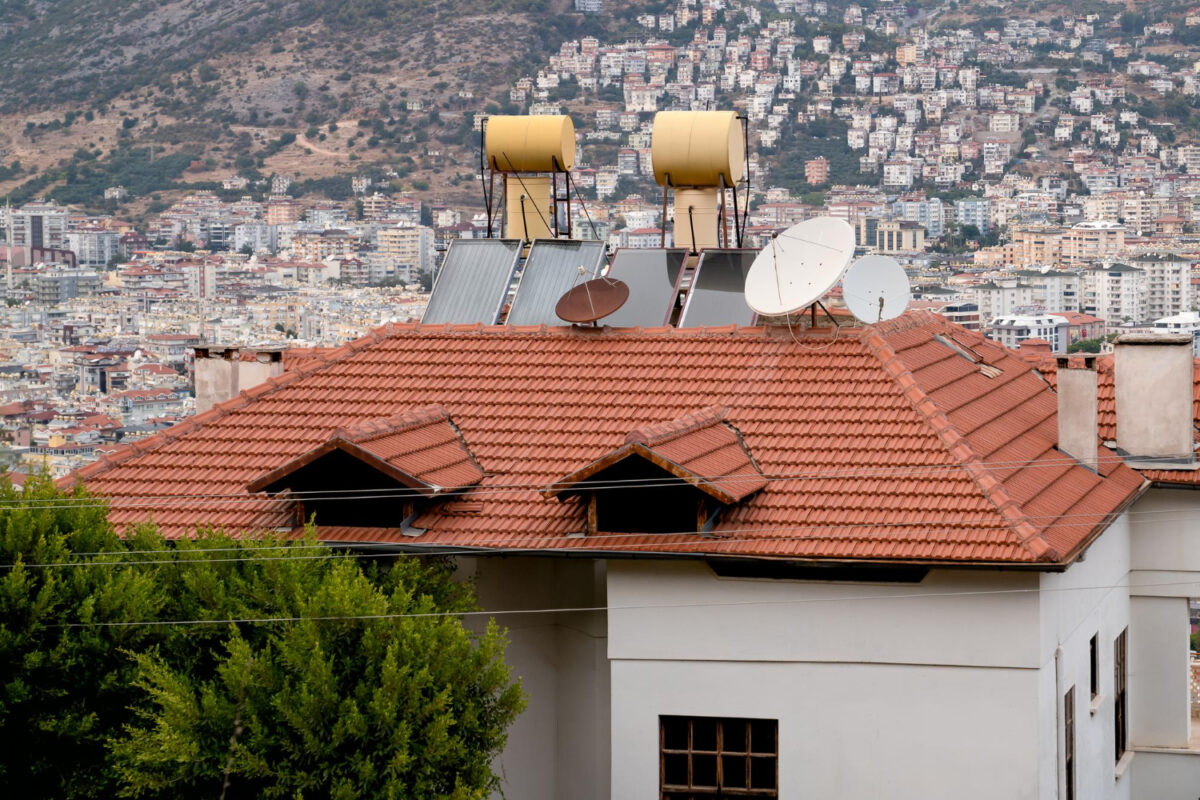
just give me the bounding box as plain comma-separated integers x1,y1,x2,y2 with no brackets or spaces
422,238,524,325
507,239,607,325
675,248,760,329
478,116,573,240
603,247,690,327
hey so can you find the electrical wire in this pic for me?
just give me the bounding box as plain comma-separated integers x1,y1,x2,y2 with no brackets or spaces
11,504,1200,571
46,577,1200,630
7,450,1190,509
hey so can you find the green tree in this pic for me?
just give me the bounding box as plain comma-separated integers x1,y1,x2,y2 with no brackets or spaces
0,478,525,800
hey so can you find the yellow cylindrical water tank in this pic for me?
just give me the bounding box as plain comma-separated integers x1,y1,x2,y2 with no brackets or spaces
504,175,554,241
485,115,575,172
673,187,721,252
651,110,745,187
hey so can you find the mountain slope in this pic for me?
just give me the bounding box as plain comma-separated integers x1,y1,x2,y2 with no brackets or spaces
0,0,597,211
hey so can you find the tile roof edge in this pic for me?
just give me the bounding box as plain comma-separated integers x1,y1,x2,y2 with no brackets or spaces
861,325,1060,563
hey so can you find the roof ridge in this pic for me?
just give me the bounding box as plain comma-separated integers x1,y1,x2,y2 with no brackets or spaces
861,326,1059,562
625,405,728,447
335,404,451,442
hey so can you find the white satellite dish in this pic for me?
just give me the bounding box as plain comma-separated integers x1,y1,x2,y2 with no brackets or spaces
744,217,856,316
842,255,912,324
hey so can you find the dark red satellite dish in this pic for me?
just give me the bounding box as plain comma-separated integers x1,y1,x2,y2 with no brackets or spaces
555,277,630,324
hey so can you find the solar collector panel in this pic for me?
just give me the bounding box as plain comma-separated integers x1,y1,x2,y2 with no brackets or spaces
677,249,758,328
507,240,607,326
597,248,689,328
421,239,523,325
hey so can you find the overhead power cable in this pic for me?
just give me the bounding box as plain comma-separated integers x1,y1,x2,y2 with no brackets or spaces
7,504,1200,571
47,578,1200,630
5,450,1188,510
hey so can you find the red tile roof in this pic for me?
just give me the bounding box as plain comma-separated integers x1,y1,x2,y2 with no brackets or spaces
544,406,767,504
248,405,483,495
73,311,1145,566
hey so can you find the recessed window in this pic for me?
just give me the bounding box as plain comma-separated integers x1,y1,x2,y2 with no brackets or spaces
1065,686,1076,800
660,716,778,798
1114,628,1128,763
1089,634,1099,699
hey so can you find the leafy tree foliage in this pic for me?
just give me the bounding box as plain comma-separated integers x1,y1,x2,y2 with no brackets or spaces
0,476,524,799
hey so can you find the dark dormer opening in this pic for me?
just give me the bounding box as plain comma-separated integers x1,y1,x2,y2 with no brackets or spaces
253,448,420,527
543,406,765,537
590,456,724,534
247,405,483,530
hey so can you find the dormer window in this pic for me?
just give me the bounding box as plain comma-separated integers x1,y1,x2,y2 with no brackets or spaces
247,405,482,528
542,407,765,536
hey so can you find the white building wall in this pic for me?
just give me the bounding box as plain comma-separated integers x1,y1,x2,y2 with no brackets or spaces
459,556,610,800
1037,513,1133,800
612,659,1039,799
609,560,1056,799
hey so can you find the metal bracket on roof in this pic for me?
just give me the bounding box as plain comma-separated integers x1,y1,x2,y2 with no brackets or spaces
399,507,427,538
699,506,723,538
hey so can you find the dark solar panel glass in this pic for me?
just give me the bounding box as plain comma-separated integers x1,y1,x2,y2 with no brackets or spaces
421,239,522,325
597,249,688,327
678,249,758,328
507,240,607,325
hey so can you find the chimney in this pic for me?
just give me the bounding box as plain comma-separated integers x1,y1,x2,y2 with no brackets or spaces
1056,356,1098,471
193,346,285,414
1114,333,1194,462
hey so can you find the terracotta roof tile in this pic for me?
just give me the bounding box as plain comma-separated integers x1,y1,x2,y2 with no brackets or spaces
544,406,767,504
76,311,1144,565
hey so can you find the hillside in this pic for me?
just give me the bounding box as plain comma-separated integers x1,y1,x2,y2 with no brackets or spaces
0,0,620,214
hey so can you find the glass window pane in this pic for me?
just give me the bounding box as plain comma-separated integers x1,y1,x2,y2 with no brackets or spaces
693,753,718,788
663,753,688,787
750,756,778,789
722,719,747,753
721,754,748,789
750,719,777,754
663,717,688,750
693,718,718,751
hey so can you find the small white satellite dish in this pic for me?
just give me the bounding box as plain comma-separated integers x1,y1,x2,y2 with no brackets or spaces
842,255,912,324
744,217,856,316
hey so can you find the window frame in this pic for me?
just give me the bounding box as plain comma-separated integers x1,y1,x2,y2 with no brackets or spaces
660,715,778,799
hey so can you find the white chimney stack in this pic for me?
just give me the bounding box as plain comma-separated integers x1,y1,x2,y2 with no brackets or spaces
194,346,286,414
1057,356,1098,471
1114,333,1194,462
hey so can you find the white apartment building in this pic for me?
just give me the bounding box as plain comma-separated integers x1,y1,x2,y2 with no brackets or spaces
972,280,1035,326
8,202,69,250
65,229,121,268
376,224,435,283
883,159,917,189
1128,253,1192,321
233,223,279,255
989,313,1068,352
1015,269,1083,313
1084,263,1148,323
